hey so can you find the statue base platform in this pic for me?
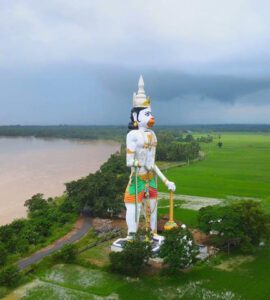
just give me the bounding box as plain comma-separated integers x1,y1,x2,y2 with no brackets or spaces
111,234,165,254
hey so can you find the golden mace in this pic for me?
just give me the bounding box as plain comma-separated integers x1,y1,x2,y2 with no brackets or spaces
164,191,178,230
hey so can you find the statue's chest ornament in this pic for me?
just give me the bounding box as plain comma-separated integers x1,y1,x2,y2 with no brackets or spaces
135,131,157,170
142,132,157,151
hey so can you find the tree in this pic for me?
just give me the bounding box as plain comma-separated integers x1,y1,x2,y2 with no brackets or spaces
0,265,21,287
185,134,194,142
199,205,245,254
198,201,270,254
24,193,49,217
52,244,78,263
0,242,8,266
234,200,270,246
109,230,152,276
197,135,213,143
217,141,223,148
31,218,52,237
160,227,198,273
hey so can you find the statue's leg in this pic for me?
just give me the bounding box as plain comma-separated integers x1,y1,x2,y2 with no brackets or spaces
148,181,158,234
125,203,142,237
149,198,157,233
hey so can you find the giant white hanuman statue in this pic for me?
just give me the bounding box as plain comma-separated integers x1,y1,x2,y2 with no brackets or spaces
124,76,176,239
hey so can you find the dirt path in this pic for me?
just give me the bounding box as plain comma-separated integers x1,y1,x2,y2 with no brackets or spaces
158,192,261,210
158,192,223,210
17,216,92,270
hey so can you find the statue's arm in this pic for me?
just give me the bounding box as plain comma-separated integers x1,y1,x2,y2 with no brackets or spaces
126,131,140,167
153,164,176,191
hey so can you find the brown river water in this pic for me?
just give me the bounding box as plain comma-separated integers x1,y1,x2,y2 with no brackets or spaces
0,137,119,226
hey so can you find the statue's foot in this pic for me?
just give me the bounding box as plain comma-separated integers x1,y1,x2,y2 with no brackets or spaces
127,232,136,240
153,233,165,244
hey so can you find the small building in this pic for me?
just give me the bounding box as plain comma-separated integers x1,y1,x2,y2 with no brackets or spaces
191,229,219,260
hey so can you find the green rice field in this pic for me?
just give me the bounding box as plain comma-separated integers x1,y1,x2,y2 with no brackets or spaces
6,253,270,300
160,133,270,201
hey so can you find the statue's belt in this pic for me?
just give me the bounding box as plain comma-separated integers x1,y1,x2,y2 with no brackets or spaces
136,172,155,181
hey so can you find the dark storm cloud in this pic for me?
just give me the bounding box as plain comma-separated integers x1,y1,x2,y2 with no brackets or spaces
93,67,270,103
1,64,270,125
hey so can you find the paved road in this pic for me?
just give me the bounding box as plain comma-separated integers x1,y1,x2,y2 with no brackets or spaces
18,216,92,270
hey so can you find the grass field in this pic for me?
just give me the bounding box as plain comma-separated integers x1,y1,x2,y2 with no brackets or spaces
159,133,270,201
78,240,112,267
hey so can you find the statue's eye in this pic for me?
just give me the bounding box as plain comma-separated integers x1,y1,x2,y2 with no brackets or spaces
145,112,150,116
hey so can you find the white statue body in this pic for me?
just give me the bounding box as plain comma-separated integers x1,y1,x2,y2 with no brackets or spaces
124,76,175,238
126,127,157,174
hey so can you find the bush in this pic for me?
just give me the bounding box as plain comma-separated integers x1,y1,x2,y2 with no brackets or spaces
0,265,21,287
109,230,152,276
160,227,198,273
52,244,78,263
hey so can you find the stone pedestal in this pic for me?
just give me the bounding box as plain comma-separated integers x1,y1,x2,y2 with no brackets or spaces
111,234,164,254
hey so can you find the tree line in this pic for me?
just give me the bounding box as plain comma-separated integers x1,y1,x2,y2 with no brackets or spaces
156,133,201,162
0,125,125,141
2,124,269,142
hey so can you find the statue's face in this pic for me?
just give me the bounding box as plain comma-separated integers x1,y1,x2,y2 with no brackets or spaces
134,107,155,129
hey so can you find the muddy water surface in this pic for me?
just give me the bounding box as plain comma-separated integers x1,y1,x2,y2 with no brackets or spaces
0,137,119,225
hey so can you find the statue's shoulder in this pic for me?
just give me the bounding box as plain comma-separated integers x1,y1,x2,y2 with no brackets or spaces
127,129,140,140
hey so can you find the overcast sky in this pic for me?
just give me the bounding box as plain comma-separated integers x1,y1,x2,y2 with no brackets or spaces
1,0,270,125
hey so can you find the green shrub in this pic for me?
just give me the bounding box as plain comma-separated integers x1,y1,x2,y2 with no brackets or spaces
109,230,152,276
52,244,78,263
160,227,198,273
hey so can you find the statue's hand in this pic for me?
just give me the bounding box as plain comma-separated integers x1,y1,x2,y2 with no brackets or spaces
133,159,141,168
145,163,154,171
166,181,176,192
